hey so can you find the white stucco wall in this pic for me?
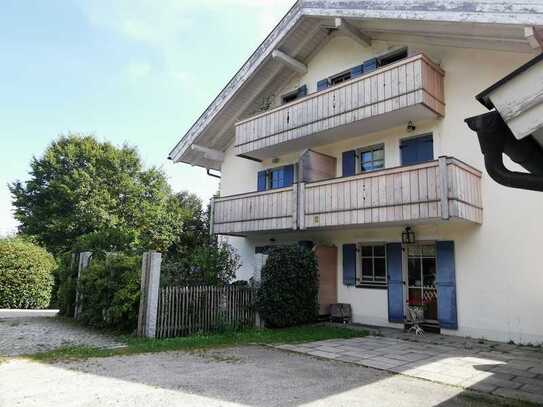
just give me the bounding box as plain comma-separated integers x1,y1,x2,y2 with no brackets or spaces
217,35,543,344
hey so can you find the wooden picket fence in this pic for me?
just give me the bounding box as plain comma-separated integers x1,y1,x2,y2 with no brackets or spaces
155,286,258,338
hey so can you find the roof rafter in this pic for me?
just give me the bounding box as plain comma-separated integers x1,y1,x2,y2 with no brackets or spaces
334,17,371,47
272,49,308,74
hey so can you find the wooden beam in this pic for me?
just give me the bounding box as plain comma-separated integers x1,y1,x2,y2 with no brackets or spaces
205,23,325,149
525,26,543,50
191,144,225,162
334,18,372,47
271,49,308,74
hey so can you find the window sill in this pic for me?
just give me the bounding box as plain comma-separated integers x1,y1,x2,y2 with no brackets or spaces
356,284,388,290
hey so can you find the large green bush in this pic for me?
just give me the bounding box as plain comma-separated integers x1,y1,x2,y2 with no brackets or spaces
0,238,56,309
78,253,141,332
256,245,319,328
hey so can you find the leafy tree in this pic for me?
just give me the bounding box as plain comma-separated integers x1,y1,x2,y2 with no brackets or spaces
9,134,186,254
161,192,240,287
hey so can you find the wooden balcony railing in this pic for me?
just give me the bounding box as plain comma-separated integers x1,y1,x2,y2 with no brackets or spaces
301,158,482,229
210,157,482,235
234,53,445,159
211,186,297,235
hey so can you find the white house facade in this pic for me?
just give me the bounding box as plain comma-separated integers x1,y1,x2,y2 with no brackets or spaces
170,1,543,344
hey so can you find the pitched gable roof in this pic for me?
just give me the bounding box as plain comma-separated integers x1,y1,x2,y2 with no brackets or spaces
169,0,543,170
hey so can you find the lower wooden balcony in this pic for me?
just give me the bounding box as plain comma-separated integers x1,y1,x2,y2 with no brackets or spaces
211,157,482,235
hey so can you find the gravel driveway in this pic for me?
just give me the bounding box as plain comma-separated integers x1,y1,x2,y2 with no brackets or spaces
0,346,532,407
0,314,124,356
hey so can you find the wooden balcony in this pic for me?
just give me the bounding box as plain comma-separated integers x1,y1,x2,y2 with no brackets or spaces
234,53,445,160
212,186,297,235
211,157,482,235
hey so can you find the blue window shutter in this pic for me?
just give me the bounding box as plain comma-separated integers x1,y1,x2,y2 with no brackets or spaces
436,241,458,329
363,58,378,73
297,85,307,98
342,244,357,286
317,78,329,92
257,170,267,191
419,135,434,162
386,243,404,323
282,165,294,187
400,140,417,165
401,135,434,165
342,150,356,177
351,64,364,78
271,168,281,189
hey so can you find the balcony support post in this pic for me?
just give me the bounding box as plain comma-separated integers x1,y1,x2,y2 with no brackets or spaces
439,156,450,220
298,182,305,230
209,197,215,235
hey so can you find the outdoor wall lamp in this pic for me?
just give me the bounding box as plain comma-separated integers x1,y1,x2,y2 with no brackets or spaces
402,227,416,244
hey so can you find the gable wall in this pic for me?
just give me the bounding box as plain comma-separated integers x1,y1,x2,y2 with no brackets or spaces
217,36,543,343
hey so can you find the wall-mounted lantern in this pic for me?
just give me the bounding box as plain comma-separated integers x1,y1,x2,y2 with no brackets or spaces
402,227,416,244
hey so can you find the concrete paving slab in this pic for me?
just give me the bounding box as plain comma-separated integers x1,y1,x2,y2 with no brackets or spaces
273,333,543,404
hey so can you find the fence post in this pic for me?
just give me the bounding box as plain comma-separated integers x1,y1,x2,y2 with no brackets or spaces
74,251,92,320
137,251,162,338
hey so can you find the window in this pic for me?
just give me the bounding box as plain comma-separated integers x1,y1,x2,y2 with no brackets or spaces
281,85,307,105
359,145,384,173
257,165,295,191
318,49,408,93
342,144,385,177
378,48,408,67
358,244,387,288
400,134,434,165
330,70,351,86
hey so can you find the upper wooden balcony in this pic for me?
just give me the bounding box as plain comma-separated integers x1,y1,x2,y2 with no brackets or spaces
234,53,445,160
210,157,482,236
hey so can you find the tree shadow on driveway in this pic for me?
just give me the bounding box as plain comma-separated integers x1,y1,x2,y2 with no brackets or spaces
0,345,535,407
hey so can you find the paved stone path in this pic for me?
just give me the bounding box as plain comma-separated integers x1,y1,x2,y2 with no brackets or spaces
275,334,543,405
0,316,125,356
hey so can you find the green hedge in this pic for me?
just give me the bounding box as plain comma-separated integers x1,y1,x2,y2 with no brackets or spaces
56,254,78,316
256,245,319,328
0,238,56,309
78,253,141,332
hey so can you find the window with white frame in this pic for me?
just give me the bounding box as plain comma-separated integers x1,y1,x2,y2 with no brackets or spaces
358,144,384,173
358,244,387,288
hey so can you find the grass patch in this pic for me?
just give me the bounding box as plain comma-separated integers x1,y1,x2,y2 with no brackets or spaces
27,325,368,362
459,391,539,407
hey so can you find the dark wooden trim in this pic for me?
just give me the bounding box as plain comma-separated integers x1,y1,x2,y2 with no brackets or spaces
356,284,388,290
237,154,262,162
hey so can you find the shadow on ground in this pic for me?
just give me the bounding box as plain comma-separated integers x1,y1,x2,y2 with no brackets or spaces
0,345,536,407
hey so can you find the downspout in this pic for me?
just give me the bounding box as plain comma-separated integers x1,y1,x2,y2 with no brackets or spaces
465,111,543,192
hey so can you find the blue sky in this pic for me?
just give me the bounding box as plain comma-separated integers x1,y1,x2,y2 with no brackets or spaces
0,0,294,235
